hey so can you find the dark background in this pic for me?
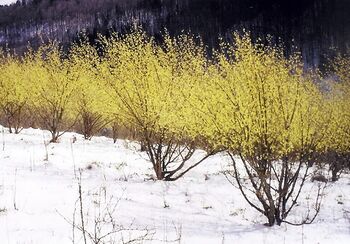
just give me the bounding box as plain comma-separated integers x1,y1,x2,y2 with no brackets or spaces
0,0,349,66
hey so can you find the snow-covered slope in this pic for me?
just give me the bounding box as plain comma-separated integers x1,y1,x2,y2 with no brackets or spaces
0,125,349,243
0,0,16,6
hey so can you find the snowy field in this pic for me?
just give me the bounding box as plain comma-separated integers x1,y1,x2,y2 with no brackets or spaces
0,125,349,244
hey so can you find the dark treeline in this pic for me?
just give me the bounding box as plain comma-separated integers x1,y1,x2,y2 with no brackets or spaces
0,0,349,66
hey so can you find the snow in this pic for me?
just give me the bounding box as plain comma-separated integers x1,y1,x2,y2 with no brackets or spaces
0,0,16,6
0,125,349,243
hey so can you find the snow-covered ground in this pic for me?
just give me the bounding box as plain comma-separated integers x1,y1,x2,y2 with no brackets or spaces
0,125,349,244
0,0,16,6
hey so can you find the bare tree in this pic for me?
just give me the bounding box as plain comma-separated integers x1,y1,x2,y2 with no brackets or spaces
225,151,326,226
2,101,26,134
140,128,219,181
78,106,106,140
316,151,350,182
59,171,154,244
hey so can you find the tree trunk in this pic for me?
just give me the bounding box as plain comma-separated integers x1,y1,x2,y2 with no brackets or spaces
266,211,275,226
140,141,147,151
154,161,163,180
50,128,59,143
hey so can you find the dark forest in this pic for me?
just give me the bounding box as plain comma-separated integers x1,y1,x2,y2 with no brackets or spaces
0,0,349,66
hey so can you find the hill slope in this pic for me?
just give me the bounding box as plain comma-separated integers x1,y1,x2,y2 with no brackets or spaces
0,0,349,66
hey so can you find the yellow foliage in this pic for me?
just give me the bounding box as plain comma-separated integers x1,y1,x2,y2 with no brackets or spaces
189,33,330,160
68,38,106,118
0,29,347,158
98,29,208,142
327,54,350,152
20,43,79,141
0,54,29,108
0,51,32,132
